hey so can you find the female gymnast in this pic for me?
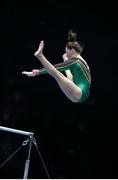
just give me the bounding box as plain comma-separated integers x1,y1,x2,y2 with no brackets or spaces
22,30,91,103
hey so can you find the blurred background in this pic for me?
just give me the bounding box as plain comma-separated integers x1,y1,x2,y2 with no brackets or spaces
0,0,118,178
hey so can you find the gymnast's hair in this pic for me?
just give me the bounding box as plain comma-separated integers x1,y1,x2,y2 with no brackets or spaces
66,29,83,54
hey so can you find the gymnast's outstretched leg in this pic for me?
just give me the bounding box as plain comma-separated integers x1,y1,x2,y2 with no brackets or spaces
34,41,82,102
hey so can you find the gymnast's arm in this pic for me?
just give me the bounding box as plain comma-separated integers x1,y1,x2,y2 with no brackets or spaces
62,53,73,80
22,58,78,77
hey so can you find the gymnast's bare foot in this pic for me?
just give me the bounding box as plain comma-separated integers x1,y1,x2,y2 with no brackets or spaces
34,40,44,57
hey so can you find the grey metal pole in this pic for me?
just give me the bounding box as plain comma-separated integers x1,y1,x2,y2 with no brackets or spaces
23,135,33,179
0,126,33,136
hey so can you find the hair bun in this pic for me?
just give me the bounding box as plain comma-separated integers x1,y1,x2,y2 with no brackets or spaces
68,29,77,42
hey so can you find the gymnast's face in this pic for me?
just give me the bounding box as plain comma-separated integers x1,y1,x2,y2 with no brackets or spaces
65,47,75,59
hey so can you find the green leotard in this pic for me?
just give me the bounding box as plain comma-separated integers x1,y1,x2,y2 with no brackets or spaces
38,58,91,103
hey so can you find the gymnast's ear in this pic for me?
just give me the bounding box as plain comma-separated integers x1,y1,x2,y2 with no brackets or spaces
71,48,76,53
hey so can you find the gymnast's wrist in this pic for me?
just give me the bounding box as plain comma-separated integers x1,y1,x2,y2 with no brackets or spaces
32,69,40,75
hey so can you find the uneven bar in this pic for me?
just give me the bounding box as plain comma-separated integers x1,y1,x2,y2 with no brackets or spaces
0,126,33,136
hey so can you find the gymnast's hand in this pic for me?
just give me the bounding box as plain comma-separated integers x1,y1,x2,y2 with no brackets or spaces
22,70,39,77
62,53,69,61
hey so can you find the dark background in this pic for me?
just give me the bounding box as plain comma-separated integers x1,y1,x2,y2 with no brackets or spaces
0,0,118,179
